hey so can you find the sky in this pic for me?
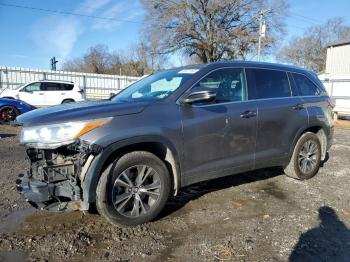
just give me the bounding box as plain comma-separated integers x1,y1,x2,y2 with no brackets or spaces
0,0,349,70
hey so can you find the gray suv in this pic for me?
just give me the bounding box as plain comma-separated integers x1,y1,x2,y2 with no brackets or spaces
16,61,334,226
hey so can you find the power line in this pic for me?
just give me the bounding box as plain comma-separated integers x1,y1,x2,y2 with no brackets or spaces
289,11,324,24
0,2,144,24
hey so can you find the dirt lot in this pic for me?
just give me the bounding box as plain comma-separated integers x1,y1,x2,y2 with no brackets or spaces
0,124,350,261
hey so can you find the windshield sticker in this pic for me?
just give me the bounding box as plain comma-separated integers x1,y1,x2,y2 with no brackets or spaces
178,69,199,74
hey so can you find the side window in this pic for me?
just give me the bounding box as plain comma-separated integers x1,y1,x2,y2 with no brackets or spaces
292,73,320,96
62,84,74,91
24,83,41,92
43,83,61,91
194,68,247,103
246,68,291,99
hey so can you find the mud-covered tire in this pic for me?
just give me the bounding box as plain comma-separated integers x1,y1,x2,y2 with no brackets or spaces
96,151,171,226
284,132,322,180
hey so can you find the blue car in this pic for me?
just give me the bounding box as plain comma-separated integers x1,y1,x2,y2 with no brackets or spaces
0,98,36,123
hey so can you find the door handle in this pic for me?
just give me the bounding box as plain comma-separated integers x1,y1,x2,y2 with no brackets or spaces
292,104,304,110
38,93,44,95
240,110,257,118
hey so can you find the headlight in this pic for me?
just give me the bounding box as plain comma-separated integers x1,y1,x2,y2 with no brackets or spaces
20,118,111,148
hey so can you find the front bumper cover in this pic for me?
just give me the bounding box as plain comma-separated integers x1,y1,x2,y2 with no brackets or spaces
16,172,81,211
16,140,102,212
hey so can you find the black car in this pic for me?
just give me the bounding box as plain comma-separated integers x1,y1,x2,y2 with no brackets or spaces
16,61,334,226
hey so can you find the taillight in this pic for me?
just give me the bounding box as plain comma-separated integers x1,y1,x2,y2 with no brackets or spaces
78,89,84,96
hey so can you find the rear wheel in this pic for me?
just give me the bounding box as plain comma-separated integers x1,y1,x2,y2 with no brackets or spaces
96,151,171,226
284,132,322,180
0,106,19,124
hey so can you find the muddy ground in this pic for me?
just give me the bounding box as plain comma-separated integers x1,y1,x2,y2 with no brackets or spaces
0,124,349,261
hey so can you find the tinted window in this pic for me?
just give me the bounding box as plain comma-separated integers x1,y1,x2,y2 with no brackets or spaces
62,84,74,91
292,73,320,96
24,83,41,92
194,68,246,103
43,83,61,91
246,68,291,99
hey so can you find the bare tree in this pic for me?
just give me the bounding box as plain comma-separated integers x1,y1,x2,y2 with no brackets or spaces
277,18,350,73
63,45,111,74
63,43,167,76
141,0,288,63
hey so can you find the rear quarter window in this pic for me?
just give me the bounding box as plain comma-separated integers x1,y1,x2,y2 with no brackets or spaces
292,73,321,96
246,68,291,99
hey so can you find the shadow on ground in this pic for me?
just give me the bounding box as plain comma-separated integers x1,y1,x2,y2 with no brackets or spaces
289,206,350,262
159,167,284,219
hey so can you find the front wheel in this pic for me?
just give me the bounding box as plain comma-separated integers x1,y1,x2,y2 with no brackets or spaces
284,132,322,180
96,151,171,226
0,106,19,124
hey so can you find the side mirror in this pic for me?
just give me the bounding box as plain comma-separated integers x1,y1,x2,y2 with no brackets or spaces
182,90,216,104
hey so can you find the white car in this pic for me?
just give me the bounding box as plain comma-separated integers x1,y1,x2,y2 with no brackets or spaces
0,80,85,107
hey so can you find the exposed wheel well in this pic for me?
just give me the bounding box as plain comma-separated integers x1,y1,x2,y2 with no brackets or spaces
2,97,15,99
300,126,327,161
100,142,180,195
62,99,75,103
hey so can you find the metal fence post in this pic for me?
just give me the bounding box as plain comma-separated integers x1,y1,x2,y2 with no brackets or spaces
43,72,47,80
83,75,87,100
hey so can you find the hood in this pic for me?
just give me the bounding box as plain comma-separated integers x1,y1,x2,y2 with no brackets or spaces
0,88,18,97
16,100,150,127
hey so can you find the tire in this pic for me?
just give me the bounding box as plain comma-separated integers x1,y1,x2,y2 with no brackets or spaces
0,105,19,124
284,132,322,180
96,151,171,226
62,99,75,104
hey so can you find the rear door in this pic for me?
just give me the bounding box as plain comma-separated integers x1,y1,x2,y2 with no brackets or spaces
43,82,73,105
291,72,333,130
18,82,45,106
246,68,308,168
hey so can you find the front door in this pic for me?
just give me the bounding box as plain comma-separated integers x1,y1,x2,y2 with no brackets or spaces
18,82,45,106
180,67,256,185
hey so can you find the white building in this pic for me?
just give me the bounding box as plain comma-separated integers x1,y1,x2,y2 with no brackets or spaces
326,40,350,75
320,40,350,117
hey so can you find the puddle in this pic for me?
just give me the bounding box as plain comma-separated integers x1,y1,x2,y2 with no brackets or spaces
0,208,36,234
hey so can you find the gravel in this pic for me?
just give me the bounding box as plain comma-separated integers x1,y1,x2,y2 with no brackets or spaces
0,125,350,261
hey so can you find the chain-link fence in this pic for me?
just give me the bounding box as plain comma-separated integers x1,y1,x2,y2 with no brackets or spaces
0,66,141,100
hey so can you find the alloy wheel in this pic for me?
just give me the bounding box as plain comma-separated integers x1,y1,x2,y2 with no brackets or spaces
298,140,319,174
112,165,161,217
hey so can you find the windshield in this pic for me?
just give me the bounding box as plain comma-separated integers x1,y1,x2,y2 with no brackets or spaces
16,84,26,90
112,68,200,102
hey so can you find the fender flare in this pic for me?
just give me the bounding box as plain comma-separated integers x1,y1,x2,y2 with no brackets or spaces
81,135,182,206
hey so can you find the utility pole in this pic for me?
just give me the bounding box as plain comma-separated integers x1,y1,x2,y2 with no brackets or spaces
257,9,268,61
50,57,58,71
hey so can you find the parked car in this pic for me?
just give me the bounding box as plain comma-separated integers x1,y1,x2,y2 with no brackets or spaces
0,80,84,107
16,61,334,226
0,98,36,124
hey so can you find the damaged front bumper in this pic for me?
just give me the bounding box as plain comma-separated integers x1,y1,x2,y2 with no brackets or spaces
16,140,101,212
